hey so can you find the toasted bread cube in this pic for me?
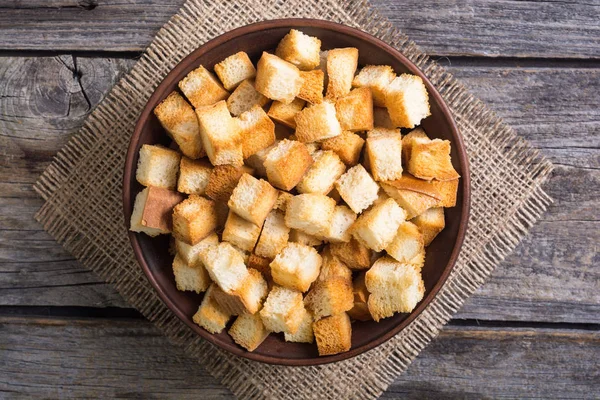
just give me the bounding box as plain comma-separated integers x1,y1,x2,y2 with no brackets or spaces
259,285,305,333
264,139,313,191
228,173,279,226
335,88,374,132
408,139,460,181
367,127,400,138
172,254,211,293
385,222,425,263
313,313,352,356
248,254,272,280
381,184,440,219
177,157,212,195
430,179,459,207
214,51,256,91
273,190,293,212
373,107,396,129
175,232,219,266
401,127,430,163
255,210,290,259
380,172,441,198
205,164,253,203
317,248,352,283
213,268,268,315
153,92,205,159
335,164,379,214
284,307,314,343
330,238,372,270
245,140,279,178
238,105,276,158
222,210,262,252
289,229,323,247
298,70,324,104
320,131,364,167
296,150,346,195
130,187,184,236
365,257,424,321
285,194,336,237
305,277,353,320
267,98,306,129
347,273,372,321
172,195,217,245
275,29,321,70
385,74,430,129
179,66,229,108
192,284,231,334
226,79,269,116
412,207,445,246
352,198,406,252
325,48,359,100
365,133,403,182
322,205,356,243
294,101,342,143
352,65,396,107
255,52,302,104
200,242,249,293
270,242,322,292
229,313,270,351
196,101,243,166
136,144,181,189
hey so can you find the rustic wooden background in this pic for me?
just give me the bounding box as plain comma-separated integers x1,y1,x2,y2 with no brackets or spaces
1,0,599,398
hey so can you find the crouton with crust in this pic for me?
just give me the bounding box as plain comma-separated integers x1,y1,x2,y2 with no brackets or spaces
214,51,256,90
178,65,229,108
196,100,243,166
313,312,352,356
320,131,364,167
330,238,372,270
222,210,262,252
228,173,279,226
335,164,379,214
408,139,460,181
284,194,336,237
177,157,213,195
192,284,231,334
305,277,354,320
136,144,181,189
229,313,270,351
275,29,322,70
264,139,313,191
298,69,324,104
270,242,322,292
130,186,184,236
385,221,425,263
351,198,406,252
294,101,342,143
238,105,276,159
335,87,374,132
255,52,303,104
259,285,305,334
227,79,269,116
205,164,254,203
352,65,396,107
172,195,218,245
326,48,359,100
296,150,346,195
385,74,431,129
267,98,306,129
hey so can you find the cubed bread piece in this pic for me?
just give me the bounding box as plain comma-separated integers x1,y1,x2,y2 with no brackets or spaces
270,242,322,292
267,98,306,129
213,268,268,315
205,164,253,203
365,133,403,181
294,101,342,143
373,107,396,129
248,254,272,280
172,195,218,245
365,257,425,321
153,91,205,159
214,51,256,91
259,285,305,333
367,127,400,138
347,273,372,321
382,172,442,199
136,144,181,189
226,79,269,116
313,313,352,356
228,173,279,226
322,205,356,243
177,157,212,195
385,74,431,129
298,70,324,104
429,179,459,207
352,65,396,107
229,313,270,351
238,105,276,158
178,66,229,108
320,131,365,167
273,190,293,212
335,164,379,213
285,194,336,237
317,248,352,283
335,87,374,132
408,139,460,181
255,210,290,259
385,221,424,263
401,127,430,163
296,150,346,195
411,207,445,246
380,184,440,219
352,198,406,252
330,238,372,270
175,232,219,266
325,48,359,100
222,210,262,252
264,139,313,190
172,254,211,293
130,186,184,236
289,229,323,247
192,284,231,334
284,307,314,343
275,29,321,70
199,242,249,293
245,140,279,177
305,277,353,320
196,100,243,166
255,52,302,104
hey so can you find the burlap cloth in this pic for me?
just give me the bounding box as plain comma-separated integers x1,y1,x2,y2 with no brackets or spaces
34,0,554,398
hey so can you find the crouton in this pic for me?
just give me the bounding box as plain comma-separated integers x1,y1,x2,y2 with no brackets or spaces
214,51,256,90
267,98,306,128
229,313,270,351
385,222,424,263
373,107,396,129
212,268,268,315
294,101,342,143
408,139,460,181
175,232,219,266
273,190,293,212
136,144,181,189
205,164,254,203
365,257,425,321
330,238,372,270
248,253,272,280
298,70,324,104
245,140,279,177
305,277,353,320
325,48,359,100
335,87,374,132
320,131,365,167
254,210,290,259
347,273,372,321
130,186,184,236
238,105,276,158
317,248,352,283
401,127,430,163
270,242,322,292
275,29,321,70
296,150,346,195
411,207,445,246
172,254,211,293
380,182,441,219
352,65,396,107
226,79,269,116
313,313,352,356
259,285,305,333
385,74,430,129
284,307,314,343
321,205,356,243
192,284,231,334
289,229,324,247
172,195,218,245
285,194,336,237
199,242,249,294
335,164,379,214
255,52,303,104
222,210,262,252
178,66,229,108
351,198,406,252
153,92,205,159
228,173,279,226
264,139,313,190
196,100,243,166
367,127,400,138
429,179,459,207
177,157,212,195
382,172,442,199
365,132,403,181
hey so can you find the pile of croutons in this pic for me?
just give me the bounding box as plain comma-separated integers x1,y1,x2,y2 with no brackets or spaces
130,29,460,356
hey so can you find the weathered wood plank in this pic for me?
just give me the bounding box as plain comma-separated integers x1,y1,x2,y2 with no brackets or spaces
0,0,598,59
0,316,597,398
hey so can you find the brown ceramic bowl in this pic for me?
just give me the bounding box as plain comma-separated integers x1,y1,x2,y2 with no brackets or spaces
124,19,470,366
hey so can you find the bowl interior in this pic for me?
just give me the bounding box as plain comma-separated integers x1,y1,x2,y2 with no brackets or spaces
124,20,469,366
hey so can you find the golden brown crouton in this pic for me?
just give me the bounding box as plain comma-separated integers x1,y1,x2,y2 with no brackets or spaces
380,182,441,219
285,194,337,237
226,79,269,116
297,150,346,195
196,100,243,166
305,277,354,320
325,48,359,100
294,101,342,143
335,164,379,214
411,207,445,246
222,210,262,252
385,221,425,263
429,179,459,207
229,313,270,351
136,144,181,189
214,51,256,91
335,87,374,132
275,29,322,70
177,157,213,195
408,139,460,181
179,65,229,108
298,69,324,104
172,253,211,294
351,198,406,252
192,284,231,334
238,105,276,159
267,98,306,129
373,107,396,129
172,195,218,245
259,285,305,334
347,272,372,321
263,139,313,191
352,65,396,107
384,73,431,129
330,238,372,270
228,173,279,226
365,132,403,181
204,164,253,203
320,131,365,167
313,313,352,356
254,210,290,259
255,52,303,104
270,242,322,293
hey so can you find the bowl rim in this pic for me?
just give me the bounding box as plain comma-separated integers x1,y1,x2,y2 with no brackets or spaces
123,18,471,366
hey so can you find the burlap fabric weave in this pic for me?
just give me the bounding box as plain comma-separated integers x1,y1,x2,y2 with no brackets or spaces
34,0,554,398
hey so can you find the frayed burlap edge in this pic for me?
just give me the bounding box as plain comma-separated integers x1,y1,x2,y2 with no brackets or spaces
34,0,553,399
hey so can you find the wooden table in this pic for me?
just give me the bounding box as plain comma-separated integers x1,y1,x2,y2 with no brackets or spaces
1,1,598,398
